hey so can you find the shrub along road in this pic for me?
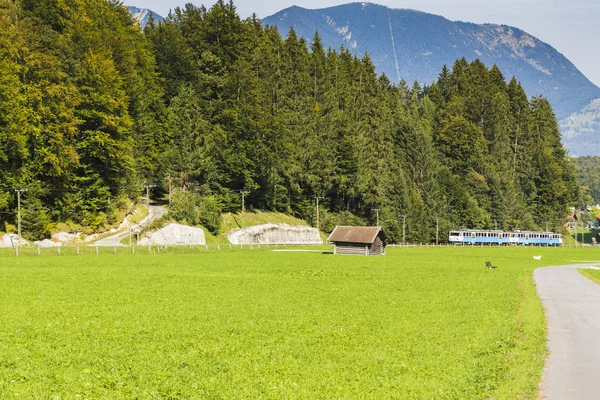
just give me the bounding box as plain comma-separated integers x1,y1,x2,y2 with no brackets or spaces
535,264,600,400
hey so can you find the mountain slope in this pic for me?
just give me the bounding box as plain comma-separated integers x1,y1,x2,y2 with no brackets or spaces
263,2,600,122
561,100,600,156
127,6,164,28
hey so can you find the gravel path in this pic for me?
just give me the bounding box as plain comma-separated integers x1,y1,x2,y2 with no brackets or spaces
94,205,167,247
535,264,600,399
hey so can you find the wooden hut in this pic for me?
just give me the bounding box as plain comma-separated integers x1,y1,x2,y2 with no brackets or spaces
327,226,388,256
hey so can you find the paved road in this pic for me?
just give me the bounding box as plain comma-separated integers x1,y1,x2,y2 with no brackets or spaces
94,205,167,247
535,264,600,400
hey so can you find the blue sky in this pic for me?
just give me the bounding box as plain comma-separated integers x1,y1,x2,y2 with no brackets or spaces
129,0,600,87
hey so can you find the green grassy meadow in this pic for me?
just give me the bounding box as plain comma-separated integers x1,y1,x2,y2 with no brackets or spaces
0,246,596,399
578,267,600,283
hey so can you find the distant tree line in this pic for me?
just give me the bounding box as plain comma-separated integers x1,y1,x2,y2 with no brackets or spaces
572,156,600,206
0,0,579,241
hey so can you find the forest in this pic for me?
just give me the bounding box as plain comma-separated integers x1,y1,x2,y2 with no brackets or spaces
573,156,600,205
0,0,581,242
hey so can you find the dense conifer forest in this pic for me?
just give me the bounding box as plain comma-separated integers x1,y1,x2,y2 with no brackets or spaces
0,0,580,241
572,156,600,205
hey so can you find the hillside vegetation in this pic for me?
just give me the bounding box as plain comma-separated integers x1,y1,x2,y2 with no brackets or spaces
573,156,600,204
0,0,578,242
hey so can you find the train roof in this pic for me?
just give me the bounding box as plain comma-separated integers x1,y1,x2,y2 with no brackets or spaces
450,229,560,234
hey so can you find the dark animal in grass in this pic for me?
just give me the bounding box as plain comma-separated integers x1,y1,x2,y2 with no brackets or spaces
486,261,497,269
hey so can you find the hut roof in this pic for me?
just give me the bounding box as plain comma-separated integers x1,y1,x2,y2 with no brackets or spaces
327,226,387,244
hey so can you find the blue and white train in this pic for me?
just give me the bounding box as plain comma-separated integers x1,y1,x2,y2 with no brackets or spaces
449,230,562,246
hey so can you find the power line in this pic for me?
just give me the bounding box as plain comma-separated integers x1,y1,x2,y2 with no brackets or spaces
0,184,150,192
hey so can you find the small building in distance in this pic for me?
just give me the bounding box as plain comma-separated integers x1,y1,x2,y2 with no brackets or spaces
327,226,388,256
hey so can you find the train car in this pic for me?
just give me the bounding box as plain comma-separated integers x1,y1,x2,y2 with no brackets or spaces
449,229,562,246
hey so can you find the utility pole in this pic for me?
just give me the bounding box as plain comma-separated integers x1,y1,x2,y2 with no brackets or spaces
240,190,250,228
15,188,27,257
435,216,439,246
402,214,407,244
493,219,498,230
372,208,380,226
315,196,324,232
240,190,250,213
143,183,156,230
168,172,173,206
545,221,549,232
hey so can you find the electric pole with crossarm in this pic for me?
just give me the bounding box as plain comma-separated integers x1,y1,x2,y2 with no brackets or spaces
372,208,380,226
314,196,324,232
15,188,28,256
143,183,156,229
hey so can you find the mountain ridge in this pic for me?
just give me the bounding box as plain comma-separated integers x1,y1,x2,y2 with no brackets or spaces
127,6,164,28
263,2,600,121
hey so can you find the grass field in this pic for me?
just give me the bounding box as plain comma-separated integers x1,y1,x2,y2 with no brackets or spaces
578,267,600,284
0,246,595,398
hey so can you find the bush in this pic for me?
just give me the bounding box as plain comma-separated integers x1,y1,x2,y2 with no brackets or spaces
169,190,222,234
170,190,200,225
198,195,222,234
21,196,51,241
54,220,85,233
320,210,367,233
4,222,16,234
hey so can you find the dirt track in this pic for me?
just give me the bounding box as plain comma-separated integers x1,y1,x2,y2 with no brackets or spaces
94,205,167,246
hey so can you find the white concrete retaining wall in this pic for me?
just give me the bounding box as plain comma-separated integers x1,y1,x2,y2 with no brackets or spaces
138,223,206,246
228,223,322,245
